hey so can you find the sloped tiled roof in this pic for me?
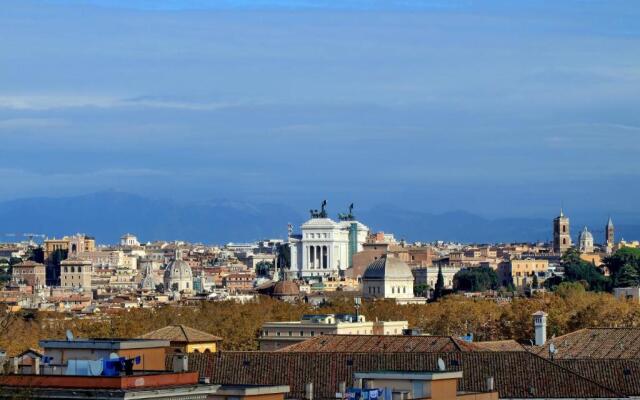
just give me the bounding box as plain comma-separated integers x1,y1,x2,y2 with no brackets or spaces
184,351,623,399
472,340,526,352
276,334,480,353
557,359,640,397
139,325,222,343
13,260,44,268
529,328,640,359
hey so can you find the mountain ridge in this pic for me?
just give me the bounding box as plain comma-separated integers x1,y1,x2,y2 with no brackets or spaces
0,191,637,245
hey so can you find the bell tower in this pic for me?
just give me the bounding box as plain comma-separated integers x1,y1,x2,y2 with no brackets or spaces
553,209,571,254
605,217,615,253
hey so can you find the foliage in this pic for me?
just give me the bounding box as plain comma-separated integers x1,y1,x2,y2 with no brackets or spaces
532,273,539,289
5,289,640,355
433,265,445,300
27,248,45,264
255,261,272,277
414,283,430,297
556,248,610,291
616,264,640,287
453,266,499,292
8,257,22,267
278,243,291,268
606,248,640,288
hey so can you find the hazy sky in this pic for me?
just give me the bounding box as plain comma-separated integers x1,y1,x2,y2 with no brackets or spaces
1,0,639,218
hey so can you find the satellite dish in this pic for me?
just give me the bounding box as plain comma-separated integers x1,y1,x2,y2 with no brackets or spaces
66,330,74,341
109,352,119,360
437,358,446,372
549,343,557,354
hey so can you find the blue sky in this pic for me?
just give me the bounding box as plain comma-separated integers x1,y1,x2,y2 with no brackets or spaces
1,0,639,219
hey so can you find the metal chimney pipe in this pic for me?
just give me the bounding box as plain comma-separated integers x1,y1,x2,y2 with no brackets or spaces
305,382,314,400
485,376,494,392
33,357,40,375
339,381,347,397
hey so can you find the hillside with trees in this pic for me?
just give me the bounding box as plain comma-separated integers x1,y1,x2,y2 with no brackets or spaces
2,284,640,355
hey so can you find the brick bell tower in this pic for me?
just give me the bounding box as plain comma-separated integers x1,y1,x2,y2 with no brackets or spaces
553,209,571,254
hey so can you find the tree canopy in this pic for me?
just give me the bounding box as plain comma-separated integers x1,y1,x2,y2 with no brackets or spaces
453,266,499,292
3,288,640,356
606,247,640,288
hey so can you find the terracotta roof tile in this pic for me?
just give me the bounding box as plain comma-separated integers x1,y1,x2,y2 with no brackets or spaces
472,340,526,352
139,325,222,343
558,359,640,397
276,335,480,353
183,352,622,399
530,328,640,359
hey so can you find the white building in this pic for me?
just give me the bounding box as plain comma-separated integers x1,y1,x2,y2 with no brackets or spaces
258,314,408,351
579,226,594,253
413,265,460,289
120,233,140,247
362,256,414,301
289,203,369,279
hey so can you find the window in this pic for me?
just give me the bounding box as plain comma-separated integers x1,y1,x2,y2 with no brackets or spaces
276,332,281,336
311,331,315,336
300,331,304,336
288,331,292,336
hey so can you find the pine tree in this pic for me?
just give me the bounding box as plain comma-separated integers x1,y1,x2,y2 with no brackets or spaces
434,264,445,300
532,274,539,289
616,263,640,288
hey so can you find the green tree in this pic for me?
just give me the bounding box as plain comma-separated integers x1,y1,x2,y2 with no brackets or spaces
605,248,640,287
532,273,539,289
615,263,640,288
414,283,430,297
433,265,445,300
453,266,499,292
561,248,609,291
27,247,45,263
255,261,272,277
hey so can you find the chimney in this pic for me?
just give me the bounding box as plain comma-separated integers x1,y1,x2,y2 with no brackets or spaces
172,354,188,372
304,382,314,400
532,311,548,346
339,382,347,396
33,357,40,375
485,376,494,392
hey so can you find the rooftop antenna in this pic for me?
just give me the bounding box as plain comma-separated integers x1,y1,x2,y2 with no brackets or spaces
437,358,446,372
65,329,74,341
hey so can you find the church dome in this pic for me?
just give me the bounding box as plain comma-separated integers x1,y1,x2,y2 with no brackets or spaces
579,226,593,242
272,280,300,297
164,259,193,281
363,256,413,280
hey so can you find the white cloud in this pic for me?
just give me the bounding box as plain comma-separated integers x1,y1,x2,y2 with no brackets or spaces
0,94,259,111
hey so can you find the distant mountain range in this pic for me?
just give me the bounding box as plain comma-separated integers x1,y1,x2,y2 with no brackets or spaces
0,191,637,245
